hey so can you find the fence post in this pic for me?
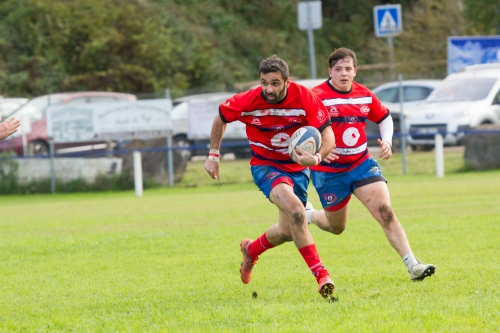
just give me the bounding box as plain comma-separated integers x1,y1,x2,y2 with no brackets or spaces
165,89,174,188
435,134,444,178
49,139,56,193
133,151,143,197
166,133,174,188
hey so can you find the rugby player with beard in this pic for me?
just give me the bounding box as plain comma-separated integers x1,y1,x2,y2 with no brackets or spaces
204,55,338,299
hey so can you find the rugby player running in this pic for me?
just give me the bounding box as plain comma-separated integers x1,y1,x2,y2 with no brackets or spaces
204,55,338,299
305,47,436,281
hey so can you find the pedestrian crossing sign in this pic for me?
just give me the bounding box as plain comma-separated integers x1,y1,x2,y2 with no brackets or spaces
373,4,402,37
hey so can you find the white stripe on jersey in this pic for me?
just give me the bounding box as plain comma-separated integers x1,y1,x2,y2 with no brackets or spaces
241,109,306,117
249,141,289,154
335,143,368,155
323,96,372,106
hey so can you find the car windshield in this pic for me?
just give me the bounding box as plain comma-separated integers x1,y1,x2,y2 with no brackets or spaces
427,78,496,102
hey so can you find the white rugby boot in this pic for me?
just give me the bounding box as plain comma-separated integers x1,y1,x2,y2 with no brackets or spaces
410,260,436,281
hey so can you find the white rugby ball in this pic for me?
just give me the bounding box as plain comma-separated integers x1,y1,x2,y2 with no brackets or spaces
288,126,321,161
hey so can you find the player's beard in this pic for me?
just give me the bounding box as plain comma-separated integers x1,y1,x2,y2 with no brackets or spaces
264,86,287,104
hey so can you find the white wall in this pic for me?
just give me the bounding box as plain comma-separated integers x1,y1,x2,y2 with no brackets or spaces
9,158,122,183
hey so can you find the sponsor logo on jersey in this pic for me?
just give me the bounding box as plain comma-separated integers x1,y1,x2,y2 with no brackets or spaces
335,143,368,155
270,109,286,116
288,118,302,124
346,116,358,124
328,106,339,117
360,106,370,114
251,117,261,125
322,193,337,205
271,132,291,147
342,127,361,147
317,109,327,122
241,108,306,117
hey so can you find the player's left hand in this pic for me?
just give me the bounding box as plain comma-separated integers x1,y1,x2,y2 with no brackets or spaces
292,146,316,166
377,139,392,160
322,145,339,163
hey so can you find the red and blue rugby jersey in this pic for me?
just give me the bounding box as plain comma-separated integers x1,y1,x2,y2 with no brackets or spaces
219,82,331,173
310,80,389,173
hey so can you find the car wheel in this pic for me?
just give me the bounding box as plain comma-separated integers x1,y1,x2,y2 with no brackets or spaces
30,140,50,156
173,135,193,161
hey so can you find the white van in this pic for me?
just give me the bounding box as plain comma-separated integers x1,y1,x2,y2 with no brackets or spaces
171,92,250,160
405,64,500,150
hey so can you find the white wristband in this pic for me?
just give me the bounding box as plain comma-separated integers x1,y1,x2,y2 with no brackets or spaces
208,149,220,162
314,153,321,165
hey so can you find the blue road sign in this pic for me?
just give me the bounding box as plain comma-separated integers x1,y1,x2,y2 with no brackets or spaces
448,35,500,74
373,4,402,37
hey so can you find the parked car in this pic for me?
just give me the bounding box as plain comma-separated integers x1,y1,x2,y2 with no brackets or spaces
406,64,500,150
171,92,250,160
0,97,29,119
368,79,442,148
0,92,137,156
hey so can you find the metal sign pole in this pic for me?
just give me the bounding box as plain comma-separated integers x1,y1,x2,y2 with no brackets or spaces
298,1,322,79
165,89,174,187
307,4,317,79
387,36,395,81
166,130,174,188
307,29,317,79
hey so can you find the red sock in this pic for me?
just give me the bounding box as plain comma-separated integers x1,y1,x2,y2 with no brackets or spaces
298,243,327,277
247,232,275,260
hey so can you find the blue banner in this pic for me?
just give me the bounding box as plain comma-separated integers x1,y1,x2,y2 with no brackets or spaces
447,36,500,74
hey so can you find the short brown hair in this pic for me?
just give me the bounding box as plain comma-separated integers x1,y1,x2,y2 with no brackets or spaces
328,47,357,68
259,55,290,81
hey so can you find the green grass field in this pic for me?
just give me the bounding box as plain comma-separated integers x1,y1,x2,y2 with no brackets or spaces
0,150,499,332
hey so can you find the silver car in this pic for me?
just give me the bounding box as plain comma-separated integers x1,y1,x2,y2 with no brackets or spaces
406,64,500,150
369,79,442,148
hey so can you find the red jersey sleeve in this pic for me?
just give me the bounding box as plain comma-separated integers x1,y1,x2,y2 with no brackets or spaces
218,91,248,123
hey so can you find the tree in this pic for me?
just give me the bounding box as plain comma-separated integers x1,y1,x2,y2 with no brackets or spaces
463,0,500,34
0,0,485,97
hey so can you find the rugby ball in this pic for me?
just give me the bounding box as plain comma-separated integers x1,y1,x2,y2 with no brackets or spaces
288,126,321,161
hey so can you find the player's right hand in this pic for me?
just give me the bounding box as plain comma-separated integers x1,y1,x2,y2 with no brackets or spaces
0,117,21,140
204,159,220,180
